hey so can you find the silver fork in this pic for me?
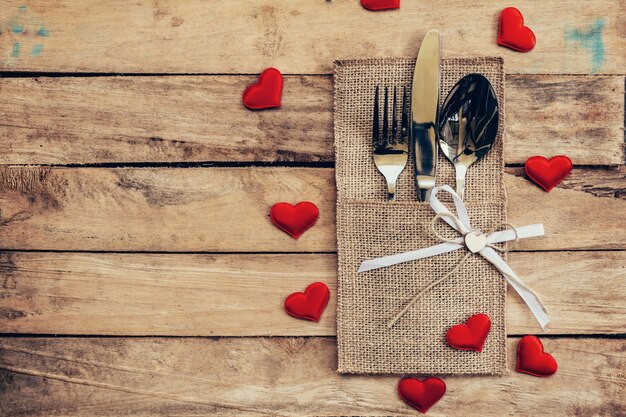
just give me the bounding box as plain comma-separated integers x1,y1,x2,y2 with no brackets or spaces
372,86,409,200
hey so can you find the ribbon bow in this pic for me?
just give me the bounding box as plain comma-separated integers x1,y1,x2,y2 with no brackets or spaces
358,185,549,329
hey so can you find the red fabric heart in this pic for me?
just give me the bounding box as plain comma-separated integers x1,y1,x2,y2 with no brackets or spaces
284,282,330,322
497,7,536,52
361,0,400,11
242,67,283,109
516,335,558,377
446,313,491,352
525,155,573,192
398,377,446,414
270,201,319,239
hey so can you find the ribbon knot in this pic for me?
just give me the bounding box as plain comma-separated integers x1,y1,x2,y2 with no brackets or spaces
358,185,549,329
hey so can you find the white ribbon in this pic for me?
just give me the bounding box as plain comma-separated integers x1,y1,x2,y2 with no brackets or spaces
358,185,550,329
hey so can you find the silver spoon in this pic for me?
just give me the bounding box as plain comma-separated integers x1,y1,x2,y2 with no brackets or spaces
438,74,499,200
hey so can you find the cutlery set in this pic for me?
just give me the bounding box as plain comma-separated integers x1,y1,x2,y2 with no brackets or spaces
372,29,499,201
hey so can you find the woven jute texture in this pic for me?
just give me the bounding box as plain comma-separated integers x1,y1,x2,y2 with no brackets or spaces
334,57,507,375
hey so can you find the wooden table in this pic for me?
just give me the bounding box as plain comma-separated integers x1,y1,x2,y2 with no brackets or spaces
0,1,624,415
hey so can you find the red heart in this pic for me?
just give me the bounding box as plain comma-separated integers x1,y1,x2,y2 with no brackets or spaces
270,202,319,239
361,0,400,11
516,335,558,377
446,313,491,352
242,67,283,109
284,282,330,322
497,7,536,52
524,155,573,192
398,377,446,414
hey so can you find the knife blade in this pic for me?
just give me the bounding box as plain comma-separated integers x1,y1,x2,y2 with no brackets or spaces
411,29,441,202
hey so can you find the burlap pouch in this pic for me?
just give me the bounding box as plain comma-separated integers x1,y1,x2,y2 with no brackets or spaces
334,57,507,375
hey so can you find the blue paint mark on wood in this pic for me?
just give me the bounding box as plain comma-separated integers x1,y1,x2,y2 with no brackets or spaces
11,42,20,57
564,19,606,73
31,44,43,56
11,5,27,32
2,6,51,59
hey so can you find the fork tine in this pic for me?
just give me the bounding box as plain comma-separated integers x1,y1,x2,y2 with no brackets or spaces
401,86,409,142
382,86,389,145
371,85,408,201
372,86,380,146
391,86,398,143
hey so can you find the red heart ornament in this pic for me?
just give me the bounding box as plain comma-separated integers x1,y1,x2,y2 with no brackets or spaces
242,67,283,109
446,313,491,352
361,0,400,11
398,377,446,414
270,201,319,239
516,335,558,377
525,155,573,192
284,282,330,322
497,7,536,52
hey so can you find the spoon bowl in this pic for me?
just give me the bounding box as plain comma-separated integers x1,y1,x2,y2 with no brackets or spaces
438,74,499,200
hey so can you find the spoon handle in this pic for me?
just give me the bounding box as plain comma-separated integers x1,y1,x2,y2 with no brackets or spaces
454,164,468,201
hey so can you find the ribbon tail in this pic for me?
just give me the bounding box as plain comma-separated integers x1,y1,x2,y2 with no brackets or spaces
487,224,545,244
358,242,462,272
480,247,550,329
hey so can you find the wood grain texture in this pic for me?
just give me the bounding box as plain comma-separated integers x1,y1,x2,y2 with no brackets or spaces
0,251,623,336
0,75,623,165
0,337,624,416
0,75,334,165
0,1,622,414
506,166,626,250
0,167,338,252
0,166,624,252
506,75,624,165
0,1,623,74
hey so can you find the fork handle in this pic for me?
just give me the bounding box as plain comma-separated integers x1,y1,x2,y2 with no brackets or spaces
387,182,396,201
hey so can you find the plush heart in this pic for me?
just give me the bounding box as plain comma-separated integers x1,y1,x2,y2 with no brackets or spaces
270,201,319,239
446,313,491,352
361,0,400,11
242,67,283,109
284,282,330,322
397,377,446,414
497,7,536,52
516,335,558,377
524,155,573,192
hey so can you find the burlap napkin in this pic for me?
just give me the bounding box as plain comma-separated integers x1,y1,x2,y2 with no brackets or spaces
334,57,507,375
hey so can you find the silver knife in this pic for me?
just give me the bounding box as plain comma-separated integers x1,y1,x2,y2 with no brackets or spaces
411,30,441,202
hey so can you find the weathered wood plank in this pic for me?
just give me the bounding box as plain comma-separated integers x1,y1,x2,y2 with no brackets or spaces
0,337,623,416
0,167,624,252
506,166,626,250
506,75,624,166
0,75,334,165
0,167,339,251
0,251,623,336
0,75,623,165
0,1,623,74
